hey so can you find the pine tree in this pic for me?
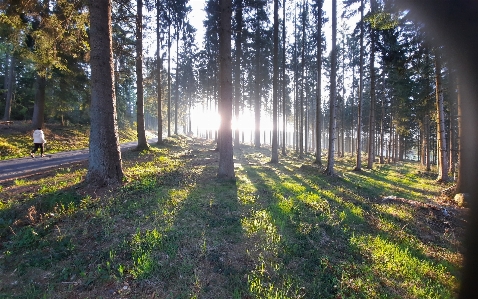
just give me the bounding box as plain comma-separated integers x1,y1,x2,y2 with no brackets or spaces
217,0,235,179
324,0,337,176
136,0,149,150
353,0,364,171
156,0,164,144
270,0,279,163
435,52,448,182
87,0,124,187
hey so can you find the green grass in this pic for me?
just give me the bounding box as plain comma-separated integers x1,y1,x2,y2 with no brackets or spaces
0,138,463,298
0,122,140,159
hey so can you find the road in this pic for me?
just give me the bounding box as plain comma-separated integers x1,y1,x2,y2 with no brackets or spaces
0,139,157,182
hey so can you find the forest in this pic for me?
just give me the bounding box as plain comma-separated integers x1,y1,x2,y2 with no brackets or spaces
1,0,478,298
0,0,462,180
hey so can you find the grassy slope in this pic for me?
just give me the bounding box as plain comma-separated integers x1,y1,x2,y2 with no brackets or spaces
0,134,464,299
0,122,139,159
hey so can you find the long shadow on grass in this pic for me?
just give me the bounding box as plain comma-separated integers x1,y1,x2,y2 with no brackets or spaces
239,152,459,298
96,143,255,299
0,143,210,298
0,173,95,299
344,167,439,201
325,169,461,297
305,162,461,272
308,167,461,258
240,161,374,298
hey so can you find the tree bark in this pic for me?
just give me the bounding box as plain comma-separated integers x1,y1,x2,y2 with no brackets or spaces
456,76,464,192
87,0,124,187
281,0,287,155
3,55,15,121
324,0,337,175
448,72,457,175
1,53,7,106
136,0,148,150
425,115,431,170
233,0,243,147
167,21,172,137
270,0,279,163
156,0,163,144
435,55,448,181
175,27,180,135
217,0,235,180
293,6,298,153
314,0,323,165
420,119,425,166
367,0,377,169
299,2,306,159
254,9,261,149
32,71,46,129
379,69,385,164
353,0,364,171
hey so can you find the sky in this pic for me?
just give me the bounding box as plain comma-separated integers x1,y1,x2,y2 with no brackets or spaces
186,0,361,54
189,0,207,45
144,0,361,59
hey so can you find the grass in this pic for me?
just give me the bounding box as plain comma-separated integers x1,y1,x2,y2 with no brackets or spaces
0,122,140,159
0,134,464,298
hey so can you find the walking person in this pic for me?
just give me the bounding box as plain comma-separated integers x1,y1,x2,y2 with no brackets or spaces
30,127,46,158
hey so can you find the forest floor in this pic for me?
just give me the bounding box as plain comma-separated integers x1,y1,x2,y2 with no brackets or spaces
0,128,466,299
0,121,141,160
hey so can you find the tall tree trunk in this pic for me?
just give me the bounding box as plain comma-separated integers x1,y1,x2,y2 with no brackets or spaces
271,0,279,163
379,96,385,164
136,0,148,150
167,22,172,137
314,0,323,164
156,0,163,144
380,71,385,164
217,0,235,180
456,76,464,192
353,0,364,171
2,53,8,105
367,1,377,169
305,93,308,154
175,27,180,135
420,119,425,166
449,108,455,175
281,0,287,156
448,73,457,176
293,5,298,154
87,0,124,187
340,35,345,158
351,47,355,156
387,120,393,163
399,135,404,161
32,71,46,129
324,0,337,175
299,2,306,159
254,10,261,149
341,69,345,157
234,0,243,147
31,0,49,128
435,55,448,181
254,78,261,148
425,116,431,170
3,55,15,121
394,131,399,163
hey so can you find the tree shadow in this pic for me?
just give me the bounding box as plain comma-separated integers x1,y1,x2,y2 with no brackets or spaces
237,152,461,298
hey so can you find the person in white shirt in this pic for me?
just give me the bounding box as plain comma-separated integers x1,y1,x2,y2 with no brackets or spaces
30,127,46,158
